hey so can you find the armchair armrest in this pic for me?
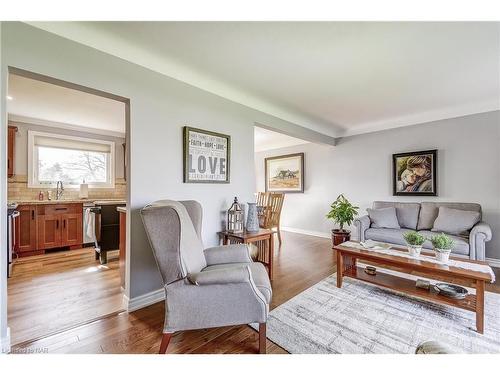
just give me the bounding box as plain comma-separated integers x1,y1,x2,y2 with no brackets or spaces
204,244,253,265
469,221,492,261
187,266,252,286
354,215,371,242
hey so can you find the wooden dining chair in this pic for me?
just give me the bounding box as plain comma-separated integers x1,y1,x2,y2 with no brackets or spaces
257,192,285,245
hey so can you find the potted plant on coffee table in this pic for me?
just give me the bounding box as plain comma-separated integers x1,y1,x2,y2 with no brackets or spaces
402,231,425,257
326,194,359,247
430,233,455,263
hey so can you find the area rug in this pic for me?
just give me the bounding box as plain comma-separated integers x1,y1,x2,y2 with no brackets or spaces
263,271,500,353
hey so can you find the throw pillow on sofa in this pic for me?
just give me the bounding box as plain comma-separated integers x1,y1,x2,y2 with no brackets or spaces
367,207,400,229
431,207,480,236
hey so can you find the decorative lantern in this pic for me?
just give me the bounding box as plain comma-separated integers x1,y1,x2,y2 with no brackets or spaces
227,197,244,233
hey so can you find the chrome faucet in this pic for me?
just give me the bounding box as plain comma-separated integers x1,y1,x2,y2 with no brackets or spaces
56,181,64,200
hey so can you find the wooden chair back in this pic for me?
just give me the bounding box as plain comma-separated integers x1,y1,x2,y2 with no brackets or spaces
257,192,284,229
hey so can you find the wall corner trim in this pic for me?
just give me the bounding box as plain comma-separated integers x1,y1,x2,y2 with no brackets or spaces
127,288,165,312
1,327,11,354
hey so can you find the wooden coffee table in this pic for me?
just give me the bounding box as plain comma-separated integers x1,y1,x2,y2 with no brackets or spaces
334,241,494,334
218,229,275,280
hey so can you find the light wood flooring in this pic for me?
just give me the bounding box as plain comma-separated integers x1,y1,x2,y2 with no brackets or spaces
10,232,500,354
8,247,124,346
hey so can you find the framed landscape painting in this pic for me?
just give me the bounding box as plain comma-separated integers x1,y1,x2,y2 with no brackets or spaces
183,126,230,183
393,149,437,196
265,153,304,193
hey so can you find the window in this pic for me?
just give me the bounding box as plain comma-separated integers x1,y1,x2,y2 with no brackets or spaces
28,131,115,188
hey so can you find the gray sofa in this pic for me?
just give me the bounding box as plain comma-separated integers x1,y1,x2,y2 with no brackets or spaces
354,201,492,260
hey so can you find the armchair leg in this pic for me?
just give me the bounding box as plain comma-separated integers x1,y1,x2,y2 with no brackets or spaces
259,323,267,354
159,332,173,354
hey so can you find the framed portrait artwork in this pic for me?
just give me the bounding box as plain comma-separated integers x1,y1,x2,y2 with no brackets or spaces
393,149,437,196
265,153,304,193
183,126,230,183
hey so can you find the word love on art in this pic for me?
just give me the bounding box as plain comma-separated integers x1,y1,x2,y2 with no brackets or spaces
188,154,227,179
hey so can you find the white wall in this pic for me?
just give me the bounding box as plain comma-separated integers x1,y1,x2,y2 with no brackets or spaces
9,121,126,180
0,21,324,316
256,111,500,260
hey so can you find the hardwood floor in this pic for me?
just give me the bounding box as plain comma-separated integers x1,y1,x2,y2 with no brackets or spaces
8,247,124,346
10,232,500,354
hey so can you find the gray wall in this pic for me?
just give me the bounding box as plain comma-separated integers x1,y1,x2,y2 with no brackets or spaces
256,111,500,260
0,20,323,316
9,121,126,180
0,21,8,351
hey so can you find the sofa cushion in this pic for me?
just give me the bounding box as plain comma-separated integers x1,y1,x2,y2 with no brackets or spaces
417,231,470,256
202,262,272,303
417,202,481,230
367,207,400,229
431,207,481,236
373,201,421,229
365,228,413,247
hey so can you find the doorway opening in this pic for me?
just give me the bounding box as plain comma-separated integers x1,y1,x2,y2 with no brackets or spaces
254,125,309,247
6,68,130,346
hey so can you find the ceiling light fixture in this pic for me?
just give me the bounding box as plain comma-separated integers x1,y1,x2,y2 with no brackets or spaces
6,95,13,100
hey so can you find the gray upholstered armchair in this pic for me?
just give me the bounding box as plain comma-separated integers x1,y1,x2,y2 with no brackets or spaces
141,200,272,354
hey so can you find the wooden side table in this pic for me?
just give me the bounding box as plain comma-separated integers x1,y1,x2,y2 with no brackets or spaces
217,229,275,280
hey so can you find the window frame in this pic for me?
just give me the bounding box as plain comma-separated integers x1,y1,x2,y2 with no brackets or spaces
28,130,115,189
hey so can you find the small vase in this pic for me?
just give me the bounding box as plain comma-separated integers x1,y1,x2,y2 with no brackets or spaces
246,202,259,232
435,249,451,263
407,245,422,257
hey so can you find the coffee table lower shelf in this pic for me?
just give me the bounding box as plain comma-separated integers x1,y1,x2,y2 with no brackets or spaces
342,266,477,312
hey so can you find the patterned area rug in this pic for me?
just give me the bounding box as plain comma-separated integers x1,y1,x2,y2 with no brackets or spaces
264,272,500,353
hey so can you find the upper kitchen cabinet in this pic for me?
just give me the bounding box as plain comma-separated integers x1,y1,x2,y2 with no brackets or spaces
8,125,17,177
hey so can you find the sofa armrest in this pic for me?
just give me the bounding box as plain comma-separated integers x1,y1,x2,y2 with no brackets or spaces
187,266,252,286
469,221,492,261
204,244,253,265
470,222,492,241
354,215,371,242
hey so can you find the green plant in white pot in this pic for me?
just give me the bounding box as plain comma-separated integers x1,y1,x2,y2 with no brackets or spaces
402,231,425,257
430,233,455,263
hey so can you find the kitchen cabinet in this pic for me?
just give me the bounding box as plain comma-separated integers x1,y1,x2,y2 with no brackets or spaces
61,213,83,247
38,214,61,249
15,203,83,256
7,125,17,178
38,204,83,250
15,205,38,254
118,208,126,289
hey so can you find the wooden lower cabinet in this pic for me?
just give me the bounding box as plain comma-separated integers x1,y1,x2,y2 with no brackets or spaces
38,214,62,249
15,205,38,254
61,213,83,247
16,203,83,257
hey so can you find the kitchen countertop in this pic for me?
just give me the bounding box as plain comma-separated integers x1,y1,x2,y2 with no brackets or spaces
117,206,127,213
9,199,126,206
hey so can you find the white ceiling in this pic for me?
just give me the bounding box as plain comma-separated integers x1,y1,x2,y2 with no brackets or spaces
7,74,126,135
254,127,309,152
30,22,500,137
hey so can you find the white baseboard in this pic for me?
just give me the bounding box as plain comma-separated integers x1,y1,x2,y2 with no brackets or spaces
281,226,330,239
486,257,500,268
1,327,11,354
127,288,165,312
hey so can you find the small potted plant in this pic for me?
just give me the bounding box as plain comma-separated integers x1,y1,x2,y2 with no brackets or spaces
403,231,425,257
326,194,359,247
430,233,455,263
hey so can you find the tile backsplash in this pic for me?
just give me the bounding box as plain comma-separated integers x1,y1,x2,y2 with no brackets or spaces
8,175,126,202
